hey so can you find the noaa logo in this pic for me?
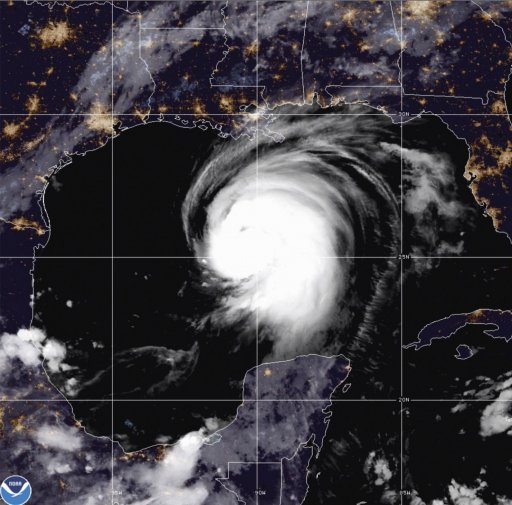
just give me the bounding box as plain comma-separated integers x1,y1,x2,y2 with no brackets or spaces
0,476,32,505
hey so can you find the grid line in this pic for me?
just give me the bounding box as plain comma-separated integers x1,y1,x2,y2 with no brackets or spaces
255,1,260,500
1,1,510,502
111,3,115,503
399,0,404,497
1,398,508,403
0,0,494,2
8,255,399,259
5,255,512,259
0,112,509,116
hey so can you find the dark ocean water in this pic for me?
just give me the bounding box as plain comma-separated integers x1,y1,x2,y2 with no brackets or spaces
30,108,511,503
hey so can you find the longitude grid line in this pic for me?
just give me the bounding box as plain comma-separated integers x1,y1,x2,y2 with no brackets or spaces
111,2,115,503
399,0,404,499
255,1,260,501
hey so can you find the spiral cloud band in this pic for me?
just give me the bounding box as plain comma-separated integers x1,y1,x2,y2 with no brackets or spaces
183,106,402,358
205,152,346,342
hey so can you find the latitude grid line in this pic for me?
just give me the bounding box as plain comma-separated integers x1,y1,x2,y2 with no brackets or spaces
4,256,512,259
5,255,512,259
0,398,508,402
0,113,509,116
0,0,501,2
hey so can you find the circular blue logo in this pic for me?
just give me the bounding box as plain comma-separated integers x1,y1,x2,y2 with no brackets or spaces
0,476,32,505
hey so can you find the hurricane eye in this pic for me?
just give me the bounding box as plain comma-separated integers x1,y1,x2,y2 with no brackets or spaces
181,111,402,359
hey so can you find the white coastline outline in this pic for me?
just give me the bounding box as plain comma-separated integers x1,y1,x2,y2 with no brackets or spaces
403,308,512,352
3,1,512,503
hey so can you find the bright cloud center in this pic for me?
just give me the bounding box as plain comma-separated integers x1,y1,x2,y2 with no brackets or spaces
203,155,347,354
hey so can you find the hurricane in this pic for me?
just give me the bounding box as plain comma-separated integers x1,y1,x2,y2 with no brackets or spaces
35,104,483,402
183,105,401,359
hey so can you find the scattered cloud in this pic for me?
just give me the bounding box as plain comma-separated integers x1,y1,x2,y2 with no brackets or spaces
382,142,474,255
35,424,83,452
480,390,512,438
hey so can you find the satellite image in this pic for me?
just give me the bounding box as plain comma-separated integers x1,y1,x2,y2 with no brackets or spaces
0,0,511,504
